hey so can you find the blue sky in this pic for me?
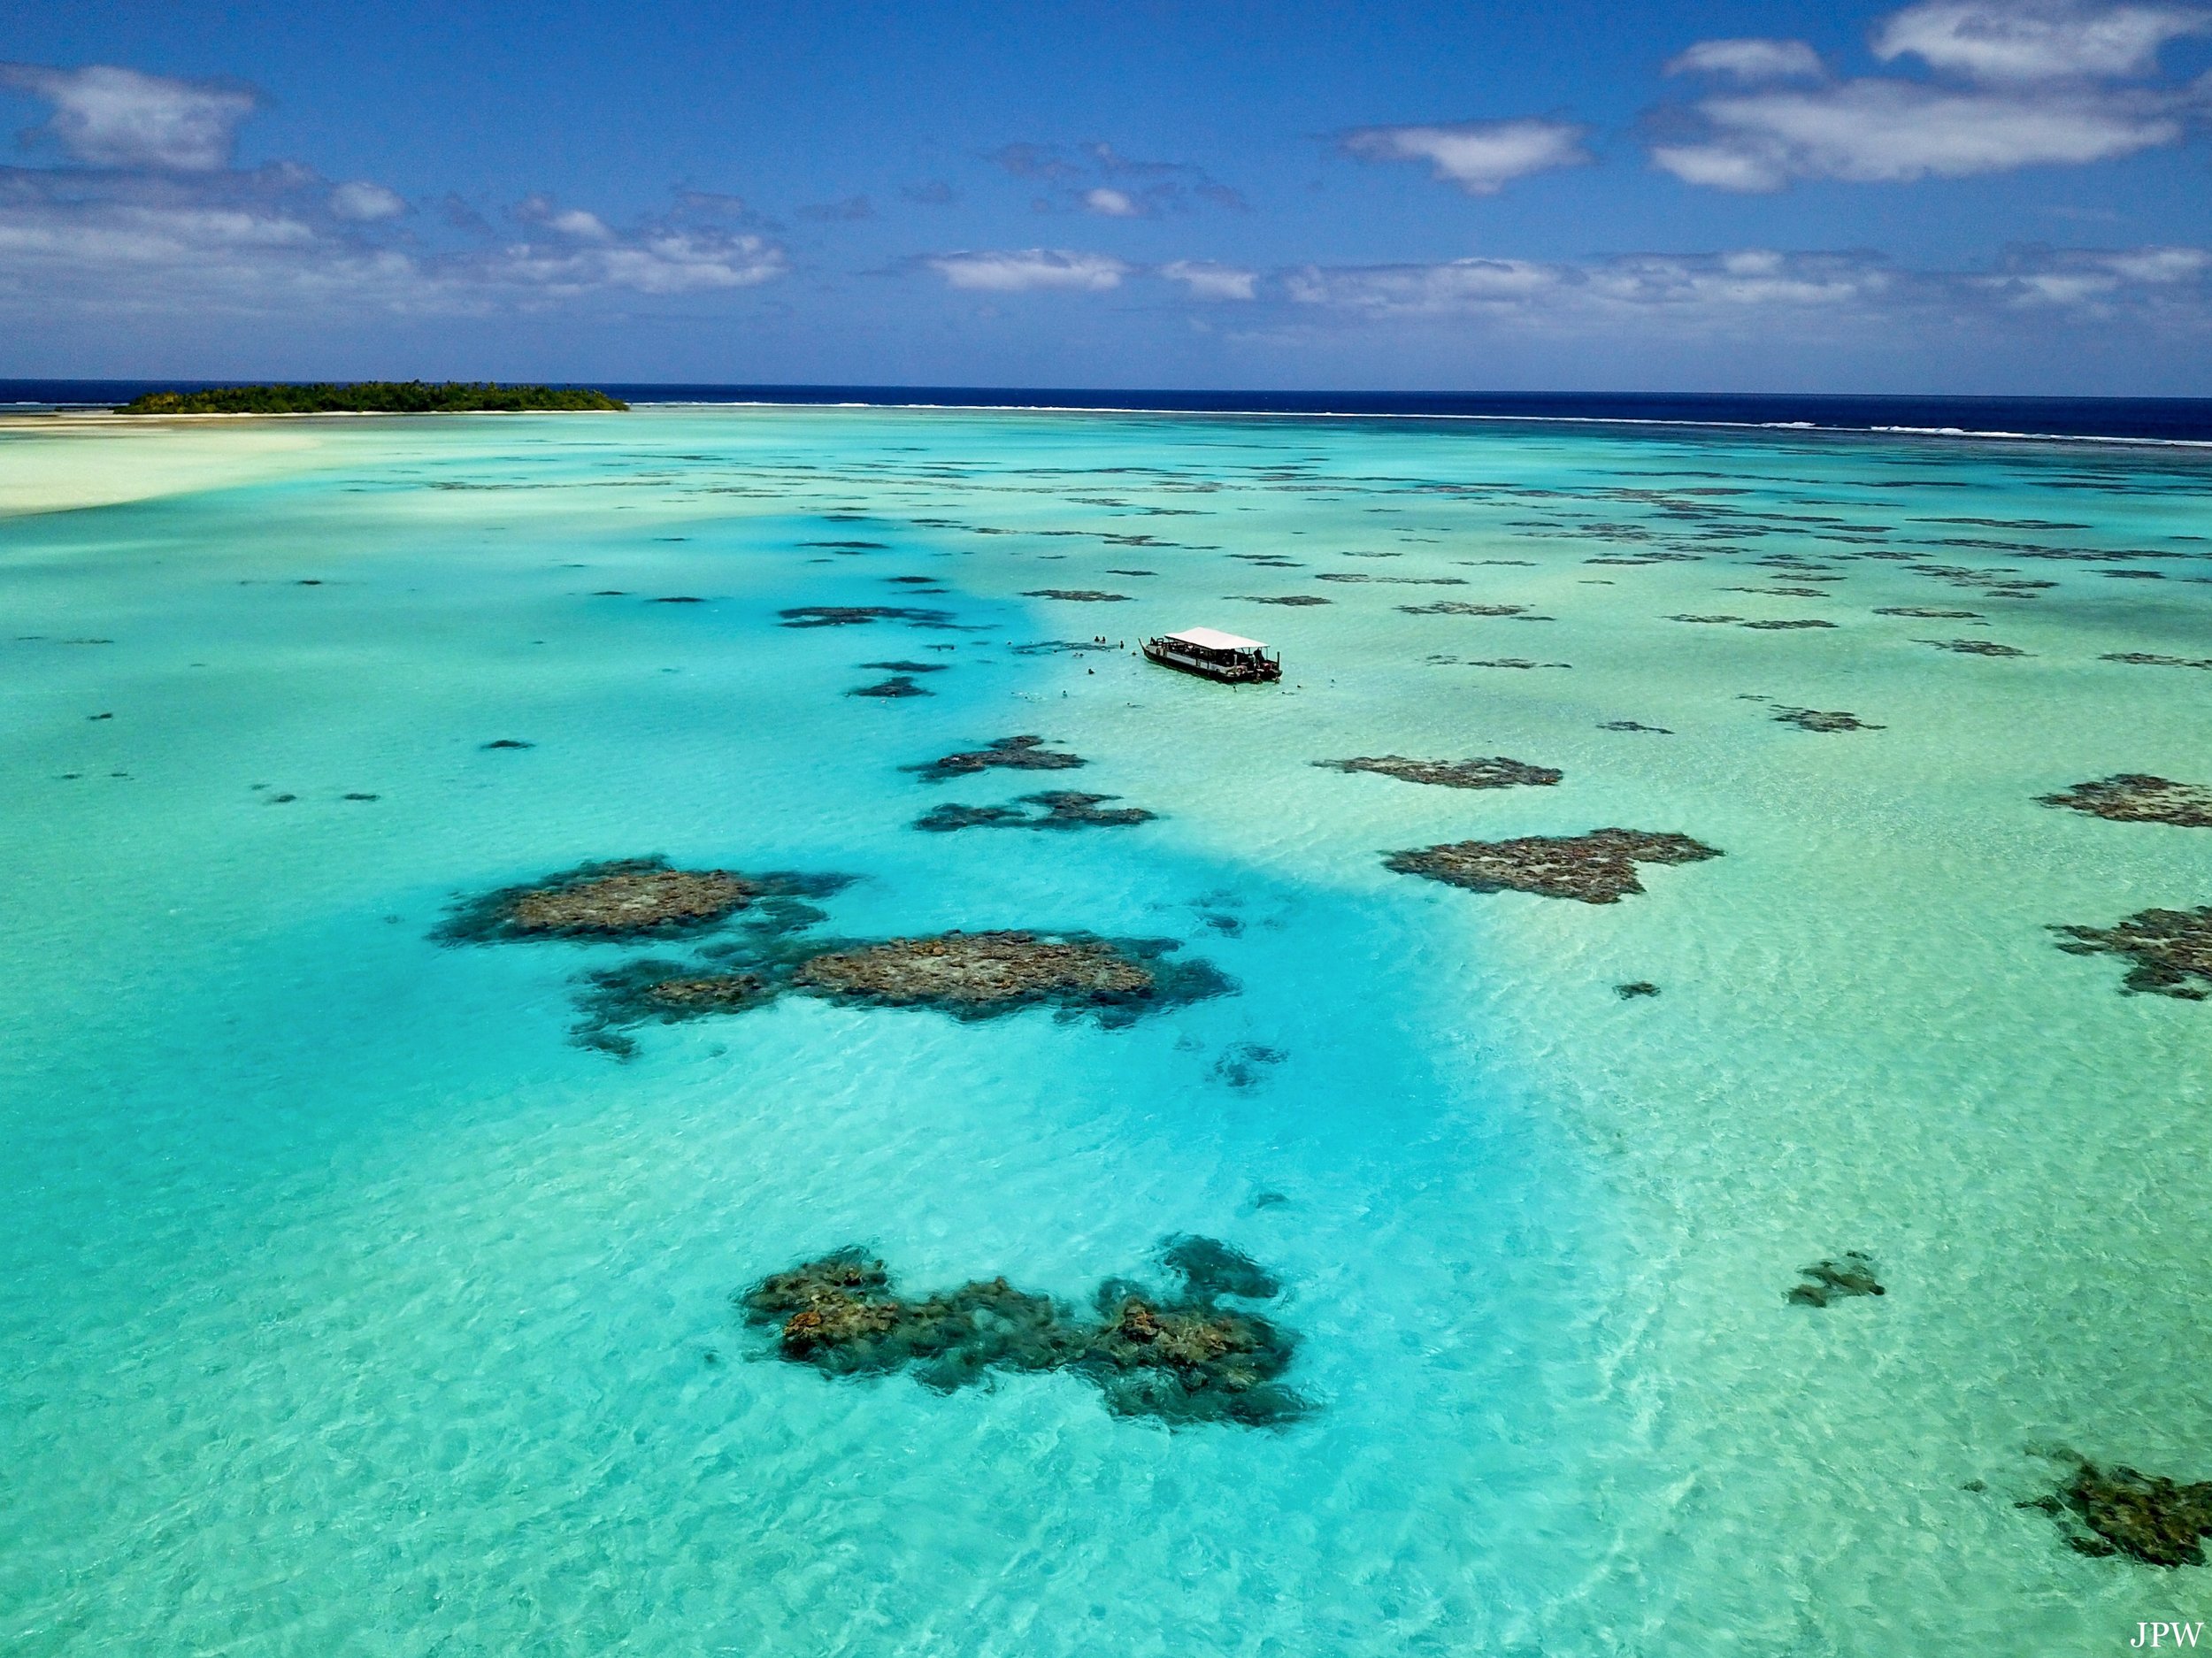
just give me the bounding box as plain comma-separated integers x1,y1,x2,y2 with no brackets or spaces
4,0,2210,391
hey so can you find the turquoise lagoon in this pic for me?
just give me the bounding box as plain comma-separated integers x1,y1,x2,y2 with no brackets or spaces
2,406,2208,1655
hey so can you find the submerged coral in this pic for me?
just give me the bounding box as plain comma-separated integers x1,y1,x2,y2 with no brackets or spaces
737,1238,1306,1426
1787,1252,1885,1307
2039,775,2212,828
1599,720,1673,734
849,674,930,698
793,930,1225,1024
1022,589,1131,602
779,605,956,628
906,734,1085,782
914,791,1156,832
438,858,771,942
1773,707,1884,733
1918,637,2028,656
1386,829,1723,904
2024,1460,2212,1566
573,960,775,1053
1317,755,1562,790
2053,908,2212,999
2102,653,2212,671
1396,602,1529,617
1232,594,1332,606
563,897,1226,1049
1210,1042,1285,1089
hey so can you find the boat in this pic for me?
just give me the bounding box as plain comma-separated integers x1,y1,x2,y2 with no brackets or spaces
1141,627,1281,684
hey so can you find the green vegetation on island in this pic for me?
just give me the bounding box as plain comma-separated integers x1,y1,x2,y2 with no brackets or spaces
116,381,628,415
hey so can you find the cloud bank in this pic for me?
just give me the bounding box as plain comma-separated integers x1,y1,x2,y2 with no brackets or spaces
926,248,1130,292
0,62,788,320
1655,0,2210,188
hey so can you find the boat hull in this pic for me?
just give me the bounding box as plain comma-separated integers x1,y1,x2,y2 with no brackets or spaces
1142,641,1281,683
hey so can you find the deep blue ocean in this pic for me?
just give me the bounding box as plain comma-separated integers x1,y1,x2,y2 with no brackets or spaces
4,380,2212,442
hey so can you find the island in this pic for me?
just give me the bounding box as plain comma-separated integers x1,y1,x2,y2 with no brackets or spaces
114,381,628,415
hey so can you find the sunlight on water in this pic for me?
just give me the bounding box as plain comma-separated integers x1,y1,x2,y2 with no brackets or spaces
2,407,2208,1655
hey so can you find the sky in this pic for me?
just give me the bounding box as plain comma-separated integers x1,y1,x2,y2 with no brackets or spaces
3,0,2210,392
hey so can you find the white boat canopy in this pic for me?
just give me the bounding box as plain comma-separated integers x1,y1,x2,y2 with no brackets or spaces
1162,627,1269,653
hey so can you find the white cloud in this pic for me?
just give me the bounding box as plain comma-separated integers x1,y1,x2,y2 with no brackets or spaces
1655,2,2208,190
1978,242,2212,305
1665,39,1827,81
489,232,782,295
1873,1,2211,82
1082,187,1141,217
0,63,259,171
513,193,613,241
1278,242,2212,337
1159,259,1257,300
1341,119,1592,195
2105,244,2212,279
328,180,406,221
1653,80,2185,188
926,249,1129,292
0,174,786,319
1286,257,1563,314
1286,248,1896,321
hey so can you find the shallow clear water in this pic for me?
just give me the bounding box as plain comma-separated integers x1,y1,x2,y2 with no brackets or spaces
3,407,2209,1655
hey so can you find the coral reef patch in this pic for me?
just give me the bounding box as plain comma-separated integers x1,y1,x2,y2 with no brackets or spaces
849,674,929,698
1615,981,1660,999
793,930,1226,1025
1386,829,1722,904
914,791,1156,832
1773,707,1884,733
737,1238,1306,1426
438,858,808,942
905,734,1085,782
572,906,1224,1048
1397,602,1530,617
2024,1460,2212,1566
780,605,956,628
2039,775,2212,828
2053,908,2212,999
1232,594,1332,606
1022,589,1131,602
575,960,773,1047
1317,755,1562,790
2102,653,2212,671
1787,1252,1885,1307
1919,637,2028,656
